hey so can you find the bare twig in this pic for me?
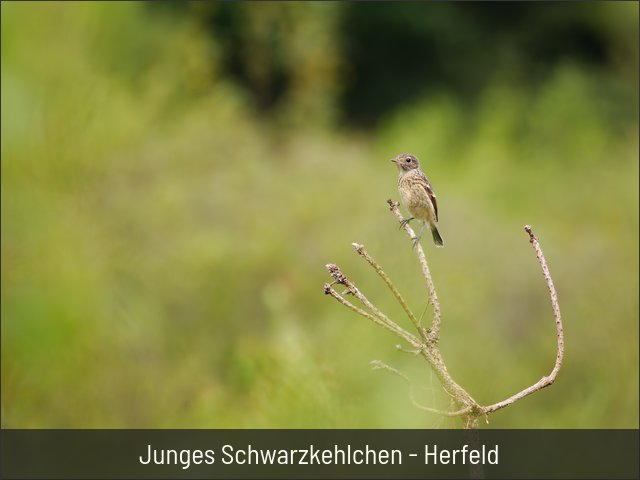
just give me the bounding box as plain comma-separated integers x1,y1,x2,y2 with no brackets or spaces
481,225,564,414
371,360,472,417
396,344,420,355
387,199,442,341
324,266,422,349
352,242,426,342
324,284,406,340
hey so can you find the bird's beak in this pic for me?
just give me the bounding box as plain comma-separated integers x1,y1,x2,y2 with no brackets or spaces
390,158,397,164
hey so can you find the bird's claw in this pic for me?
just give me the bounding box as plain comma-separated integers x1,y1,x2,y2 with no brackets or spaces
399,217,414,230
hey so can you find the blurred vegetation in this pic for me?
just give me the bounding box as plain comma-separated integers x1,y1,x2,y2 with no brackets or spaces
1,2,637,428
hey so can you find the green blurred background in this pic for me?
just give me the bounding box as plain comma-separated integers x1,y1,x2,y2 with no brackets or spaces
1,2,638,428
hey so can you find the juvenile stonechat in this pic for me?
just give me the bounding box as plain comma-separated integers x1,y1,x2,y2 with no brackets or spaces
392,153,444,247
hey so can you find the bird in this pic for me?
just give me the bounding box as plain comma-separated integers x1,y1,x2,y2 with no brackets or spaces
391,153,444,247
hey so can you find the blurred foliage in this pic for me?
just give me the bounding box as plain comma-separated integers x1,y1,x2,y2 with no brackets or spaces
1,2,638,428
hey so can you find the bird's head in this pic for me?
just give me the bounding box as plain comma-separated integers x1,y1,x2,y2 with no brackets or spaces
391,153,421,172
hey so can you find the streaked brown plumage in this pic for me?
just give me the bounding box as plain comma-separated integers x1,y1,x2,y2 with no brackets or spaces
391,153,444,247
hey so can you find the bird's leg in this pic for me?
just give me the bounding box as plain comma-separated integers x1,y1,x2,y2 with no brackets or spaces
399,216,415,230
412,221,426,248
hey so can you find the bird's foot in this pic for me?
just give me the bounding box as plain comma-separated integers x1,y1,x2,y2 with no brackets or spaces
399,217,414,230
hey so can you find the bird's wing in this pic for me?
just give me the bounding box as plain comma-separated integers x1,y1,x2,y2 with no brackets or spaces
420,174,439,222
427,186,439,222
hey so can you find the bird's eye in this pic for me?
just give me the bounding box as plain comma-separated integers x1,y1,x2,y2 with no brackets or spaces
405,158,411,163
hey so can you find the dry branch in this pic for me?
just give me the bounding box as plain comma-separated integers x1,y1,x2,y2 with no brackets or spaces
323,201,564,428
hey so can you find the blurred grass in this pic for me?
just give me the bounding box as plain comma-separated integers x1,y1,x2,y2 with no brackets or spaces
1,2,638,428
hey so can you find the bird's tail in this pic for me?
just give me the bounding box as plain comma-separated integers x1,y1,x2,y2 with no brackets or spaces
431,226,444,247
